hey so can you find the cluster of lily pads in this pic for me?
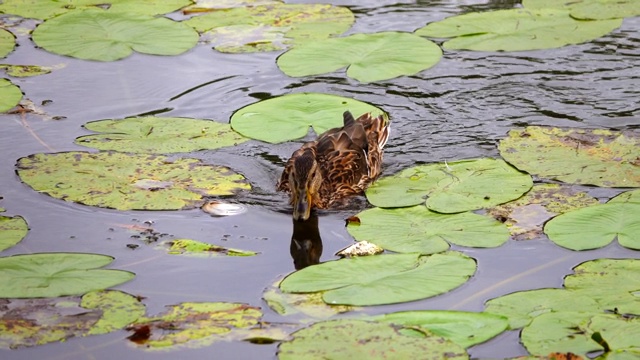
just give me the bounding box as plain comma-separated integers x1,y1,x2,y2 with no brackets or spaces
1,0,640,358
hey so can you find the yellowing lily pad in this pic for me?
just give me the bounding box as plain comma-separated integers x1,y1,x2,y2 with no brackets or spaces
0,64,62,77
524,0,640,20
163,238,257,257
16,152,250,210
499,126,640,187
416,8,622,51
32,8,198,61
230,93,382,144
277,31,442,83
280,252,476,306
278,319,468,360
366,158,532,213
0,78,22,112
186,3,353,53
0,28,15,58
0,214,28,252
347,206,509,254
75,117,248,153
80,290,146,335
0,253,135,298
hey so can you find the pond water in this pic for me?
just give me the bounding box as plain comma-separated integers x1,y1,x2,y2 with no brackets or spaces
1,1,639,359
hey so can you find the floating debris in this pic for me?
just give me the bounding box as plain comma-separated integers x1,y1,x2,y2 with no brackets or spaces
202,201,247,217
335,241,383,257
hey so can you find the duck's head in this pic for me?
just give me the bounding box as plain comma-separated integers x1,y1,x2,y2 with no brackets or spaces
289,149,322,221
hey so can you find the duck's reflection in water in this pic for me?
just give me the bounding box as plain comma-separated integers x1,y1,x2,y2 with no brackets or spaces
290,213,323,270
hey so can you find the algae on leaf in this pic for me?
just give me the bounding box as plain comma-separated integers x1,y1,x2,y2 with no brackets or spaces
162,238,257,257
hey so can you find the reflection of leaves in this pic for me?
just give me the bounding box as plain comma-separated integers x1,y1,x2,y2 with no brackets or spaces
16,151,250,210
523,0,640,20
75,117,248,153
0,78,22,112
0,253,134,298
278,319,468,360
32,9,198,61
277,31,442,83
499,126,640,187
0,215,28,251
416,8,622,51
347,206,509,254
280,252,476,306
0,28,16,58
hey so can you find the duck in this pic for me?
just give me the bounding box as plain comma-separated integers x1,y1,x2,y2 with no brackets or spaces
277,111,390,221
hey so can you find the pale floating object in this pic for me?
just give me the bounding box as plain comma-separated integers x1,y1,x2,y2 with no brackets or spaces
335,241,383,258
201,201,247,217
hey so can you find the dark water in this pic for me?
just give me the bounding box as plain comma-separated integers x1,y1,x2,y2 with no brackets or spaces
1,1,639,359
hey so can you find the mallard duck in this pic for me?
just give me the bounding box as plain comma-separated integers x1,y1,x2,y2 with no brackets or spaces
277,111,390,221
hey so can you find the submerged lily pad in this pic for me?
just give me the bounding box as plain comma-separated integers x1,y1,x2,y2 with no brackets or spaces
416,8,622,51
32,8,198,61
0,78,22,112
230,93,382,144
278,319,468,360
0,28,15,58
263,281,356,319
0,253,134,298
487,184,599,240
186,3,353,53
0,0,192,20
277,31,442,83
523,0,640,20
163,238,257,257
280,252,476,306
16,151,250,210
366,158,532,213
347,206,509,254
128,302,262,349
371,311,508,348
0,215,28,252
499,126,640,187
75,117,247,153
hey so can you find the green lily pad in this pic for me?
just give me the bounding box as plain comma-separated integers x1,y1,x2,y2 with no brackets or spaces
366,158,532,213
278,319,468,360
187,3,354,53
183,0,282,13
371,311,508,348
75,117,248,153
544,201,640,250
230,92,382,144
16,151,250,211
277,31,442,83
499,126,640,187
0,215,28,252
416,8,622,51
0,78,22,112
523,0,640,20
610,189,640,204
0,28,15,58
279,252,476,306
521,312,640,356
347,206,509,254
129,302,262,349
32,8,198,61
0,0,192,20
80,290,146,335
487,184,599,240
0,253,135,298
163,238,257,257
263,281,357,319
0,64,60,77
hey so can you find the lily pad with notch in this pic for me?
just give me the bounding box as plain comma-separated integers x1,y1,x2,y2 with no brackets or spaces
16,151,250,211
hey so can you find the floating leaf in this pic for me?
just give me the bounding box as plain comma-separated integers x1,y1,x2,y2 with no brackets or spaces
371,311,508,348
366,158,532,213
32,8,198,61
523,0,640,20
0,78,22,112
347,206,509,254
0,215,28,252
263,281,356,319
0,28,15,58
416,8,621,51
0,253,134,298
277,31,442,83
610,189,640,204
0,64,61,77
80,290,146,335
499,126,640,187
278,319,468,360
487,184,599,240
183,0,282,14
280,252,476,306
75,117,248,153
162,238,257,257
0,0,192,20
129,302,262,349
544,202,640,250
16,151,250,211
186,3,353,53
230,93,381,144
